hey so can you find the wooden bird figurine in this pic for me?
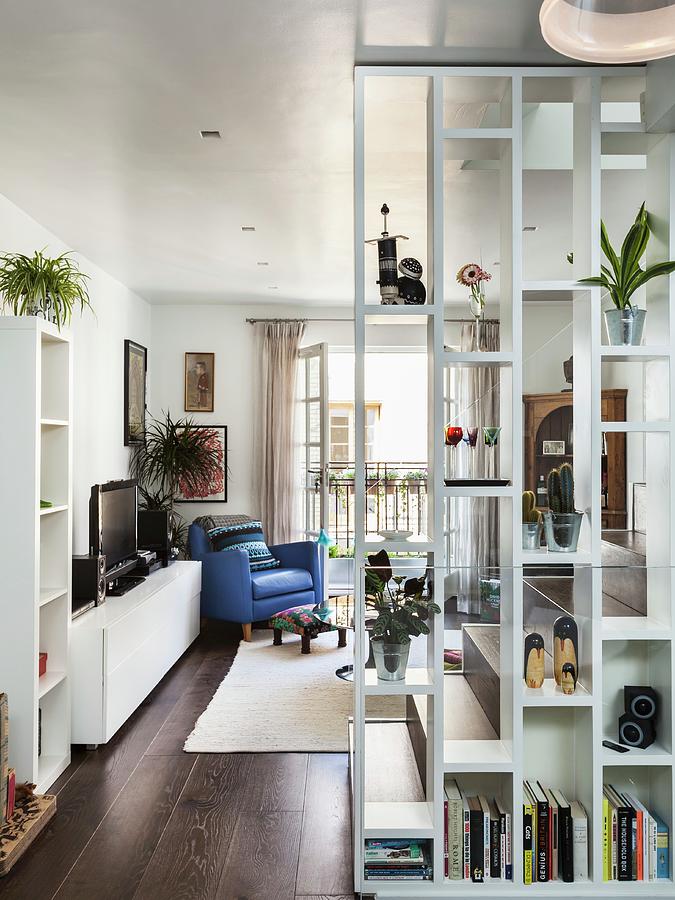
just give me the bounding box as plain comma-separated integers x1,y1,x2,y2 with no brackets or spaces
561,662,577,695
524,632,545,689
553,615,578,687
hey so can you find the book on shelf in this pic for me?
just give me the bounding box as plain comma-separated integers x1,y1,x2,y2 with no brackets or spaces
570,801,588,882
488,799,500,879
462,793,471,879
523,793,534,886
468,796,485,882
495,797,512,881
525,780,549,882
654,813,670,881
0,693,7,825
551,788,574,883
444,777,463,880
478,795,491,879
364,839,432,881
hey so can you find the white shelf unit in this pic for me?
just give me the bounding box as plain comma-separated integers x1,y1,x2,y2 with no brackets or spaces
0,317,72,792
353,66,675,897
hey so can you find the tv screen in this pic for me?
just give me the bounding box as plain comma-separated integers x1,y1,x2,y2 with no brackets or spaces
91,481,137,572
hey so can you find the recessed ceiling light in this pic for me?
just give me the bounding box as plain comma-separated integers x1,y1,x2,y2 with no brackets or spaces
241,226,256,232
199,130,221,139
523,225,538,232
268,285,278,290
257,261,269,266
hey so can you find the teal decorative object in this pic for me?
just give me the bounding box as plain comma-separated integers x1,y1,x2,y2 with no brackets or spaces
483,426,501,447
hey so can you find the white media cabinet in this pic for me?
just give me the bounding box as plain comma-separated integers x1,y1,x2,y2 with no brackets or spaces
70,561,201,746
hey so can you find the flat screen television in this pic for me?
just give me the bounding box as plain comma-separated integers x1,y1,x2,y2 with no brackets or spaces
90,479,138,576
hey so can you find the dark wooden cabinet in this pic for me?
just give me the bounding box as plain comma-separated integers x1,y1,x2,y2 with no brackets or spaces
523,389,627,529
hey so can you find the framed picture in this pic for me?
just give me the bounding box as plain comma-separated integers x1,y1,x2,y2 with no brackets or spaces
543,439,565,455
124,340,147,446
184,351,215,412
175,425,228,502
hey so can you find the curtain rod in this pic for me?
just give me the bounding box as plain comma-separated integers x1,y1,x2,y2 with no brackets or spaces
246,316,499,324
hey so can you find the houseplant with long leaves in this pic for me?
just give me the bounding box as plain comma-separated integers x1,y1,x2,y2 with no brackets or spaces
0,249,91,330
365,549,441,681
578,204,675,345
130,411,223,554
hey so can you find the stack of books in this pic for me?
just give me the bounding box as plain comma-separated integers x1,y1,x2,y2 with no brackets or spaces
603,784,669,881
364,839,433,881
523,781,588,884
444,778,512,882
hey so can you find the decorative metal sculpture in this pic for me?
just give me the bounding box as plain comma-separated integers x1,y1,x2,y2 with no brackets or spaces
524,632,545,689
553,615,578,690
365,204,408,304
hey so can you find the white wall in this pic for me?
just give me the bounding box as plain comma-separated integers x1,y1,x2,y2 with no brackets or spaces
0,194,152,553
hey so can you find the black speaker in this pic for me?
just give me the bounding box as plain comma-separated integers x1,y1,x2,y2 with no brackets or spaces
618,685,659,749
138,509,171,567
619,712,656,749
72,554,106,618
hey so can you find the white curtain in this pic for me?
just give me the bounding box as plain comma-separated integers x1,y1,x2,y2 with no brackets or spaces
455,320,500,613
254,320,306,544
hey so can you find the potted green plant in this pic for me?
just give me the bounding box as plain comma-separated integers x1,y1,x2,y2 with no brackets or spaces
0,249,91,330
578,204,675,346
522,490,542,551
365,549,441,681
543,463,583,553
130,411,223,555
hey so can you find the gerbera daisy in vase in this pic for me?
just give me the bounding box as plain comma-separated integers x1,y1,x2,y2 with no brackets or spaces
456,263,492,320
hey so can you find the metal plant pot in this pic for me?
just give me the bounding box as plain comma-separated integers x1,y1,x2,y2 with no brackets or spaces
543,511,584,553
522,521,543,551
371,639,411,681
604,307,646,346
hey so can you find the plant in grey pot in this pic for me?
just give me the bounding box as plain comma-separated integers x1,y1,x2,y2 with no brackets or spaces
365,549,441,681
522,490,543,551
544,463,583,553
0,249,91,330
578,204,675,346
130,411,223,556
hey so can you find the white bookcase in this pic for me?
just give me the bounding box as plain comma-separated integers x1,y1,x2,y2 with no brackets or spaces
0,316,72,792
353,66,675,897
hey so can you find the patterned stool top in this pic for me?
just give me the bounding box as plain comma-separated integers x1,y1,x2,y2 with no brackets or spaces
270,604,338,636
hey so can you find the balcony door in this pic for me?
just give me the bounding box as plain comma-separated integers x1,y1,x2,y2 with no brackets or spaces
296,344,329,588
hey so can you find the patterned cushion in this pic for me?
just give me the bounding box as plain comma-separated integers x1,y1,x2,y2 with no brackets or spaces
270,604,336,636
207,520,279,572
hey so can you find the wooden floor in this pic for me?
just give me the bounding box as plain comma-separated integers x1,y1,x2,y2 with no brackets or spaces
0,622,354,900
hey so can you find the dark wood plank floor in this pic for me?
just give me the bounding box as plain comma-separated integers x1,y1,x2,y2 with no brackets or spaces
0,622,354,900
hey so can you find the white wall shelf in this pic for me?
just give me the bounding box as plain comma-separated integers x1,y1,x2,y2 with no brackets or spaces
353,65,675,898
0,317,72,793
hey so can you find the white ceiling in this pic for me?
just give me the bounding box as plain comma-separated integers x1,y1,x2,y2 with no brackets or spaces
0,1,570,306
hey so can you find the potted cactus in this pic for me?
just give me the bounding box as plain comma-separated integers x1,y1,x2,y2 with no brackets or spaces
543,463,584,552
522,490,543,551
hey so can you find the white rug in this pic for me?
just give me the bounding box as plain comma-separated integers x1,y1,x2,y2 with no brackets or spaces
184,629,356,753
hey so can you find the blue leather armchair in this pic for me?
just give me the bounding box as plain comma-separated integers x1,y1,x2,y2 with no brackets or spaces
188,523,323,641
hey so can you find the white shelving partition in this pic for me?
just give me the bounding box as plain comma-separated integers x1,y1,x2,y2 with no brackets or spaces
353,66,675,897
0,317,72,792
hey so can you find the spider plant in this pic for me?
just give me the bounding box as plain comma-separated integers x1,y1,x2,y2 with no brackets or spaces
130,412,225,552
578,203,675,310
0,249,91,329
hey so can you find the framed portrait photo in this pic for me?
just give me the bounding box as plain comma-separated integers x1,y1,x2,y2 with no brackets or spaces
175,425,228,503
542,439,565,456
124,339,147,446
185,351,215,412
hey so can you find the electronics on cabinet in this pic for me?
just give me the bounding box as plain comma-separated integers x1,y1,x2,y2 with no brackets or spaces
138,508,172,567
90,479,140,593
618,685,659,749
72,554,106,618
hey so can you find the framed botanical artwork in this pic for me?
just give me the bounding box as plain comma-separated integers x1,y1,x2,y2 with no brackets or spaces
124,339,147,446
184,351,215,412
543,439,565,455
175,425,228,502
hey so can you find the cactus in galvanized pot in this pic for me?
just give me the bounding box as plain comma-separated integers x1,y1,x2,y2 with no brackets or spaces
522,490,541,523
544,462,582,552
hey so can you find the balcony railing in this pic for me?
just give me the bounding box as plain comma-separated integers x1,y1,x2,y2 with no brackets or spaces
328,461,428,549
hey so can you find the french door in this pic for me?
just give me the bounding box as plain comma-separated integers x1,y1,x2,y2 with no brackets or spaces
296,344,329,578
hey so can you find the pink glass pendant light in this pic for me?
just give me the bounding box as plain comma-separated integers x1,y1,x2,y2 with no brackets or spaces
540,0,675,64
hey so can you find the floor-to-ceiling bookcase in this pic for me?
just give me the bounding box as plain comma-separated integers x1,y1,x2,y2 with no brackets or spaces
0,317,72,793
353,66,675,897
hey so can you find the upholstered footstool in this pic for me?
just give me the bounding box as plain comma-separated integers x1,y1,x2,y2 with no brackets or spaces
270,604,347,654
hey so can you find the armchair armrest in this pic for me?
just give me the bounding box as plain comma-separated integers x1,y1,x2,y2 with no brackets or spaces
200,549,253,623
269,540,322,604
